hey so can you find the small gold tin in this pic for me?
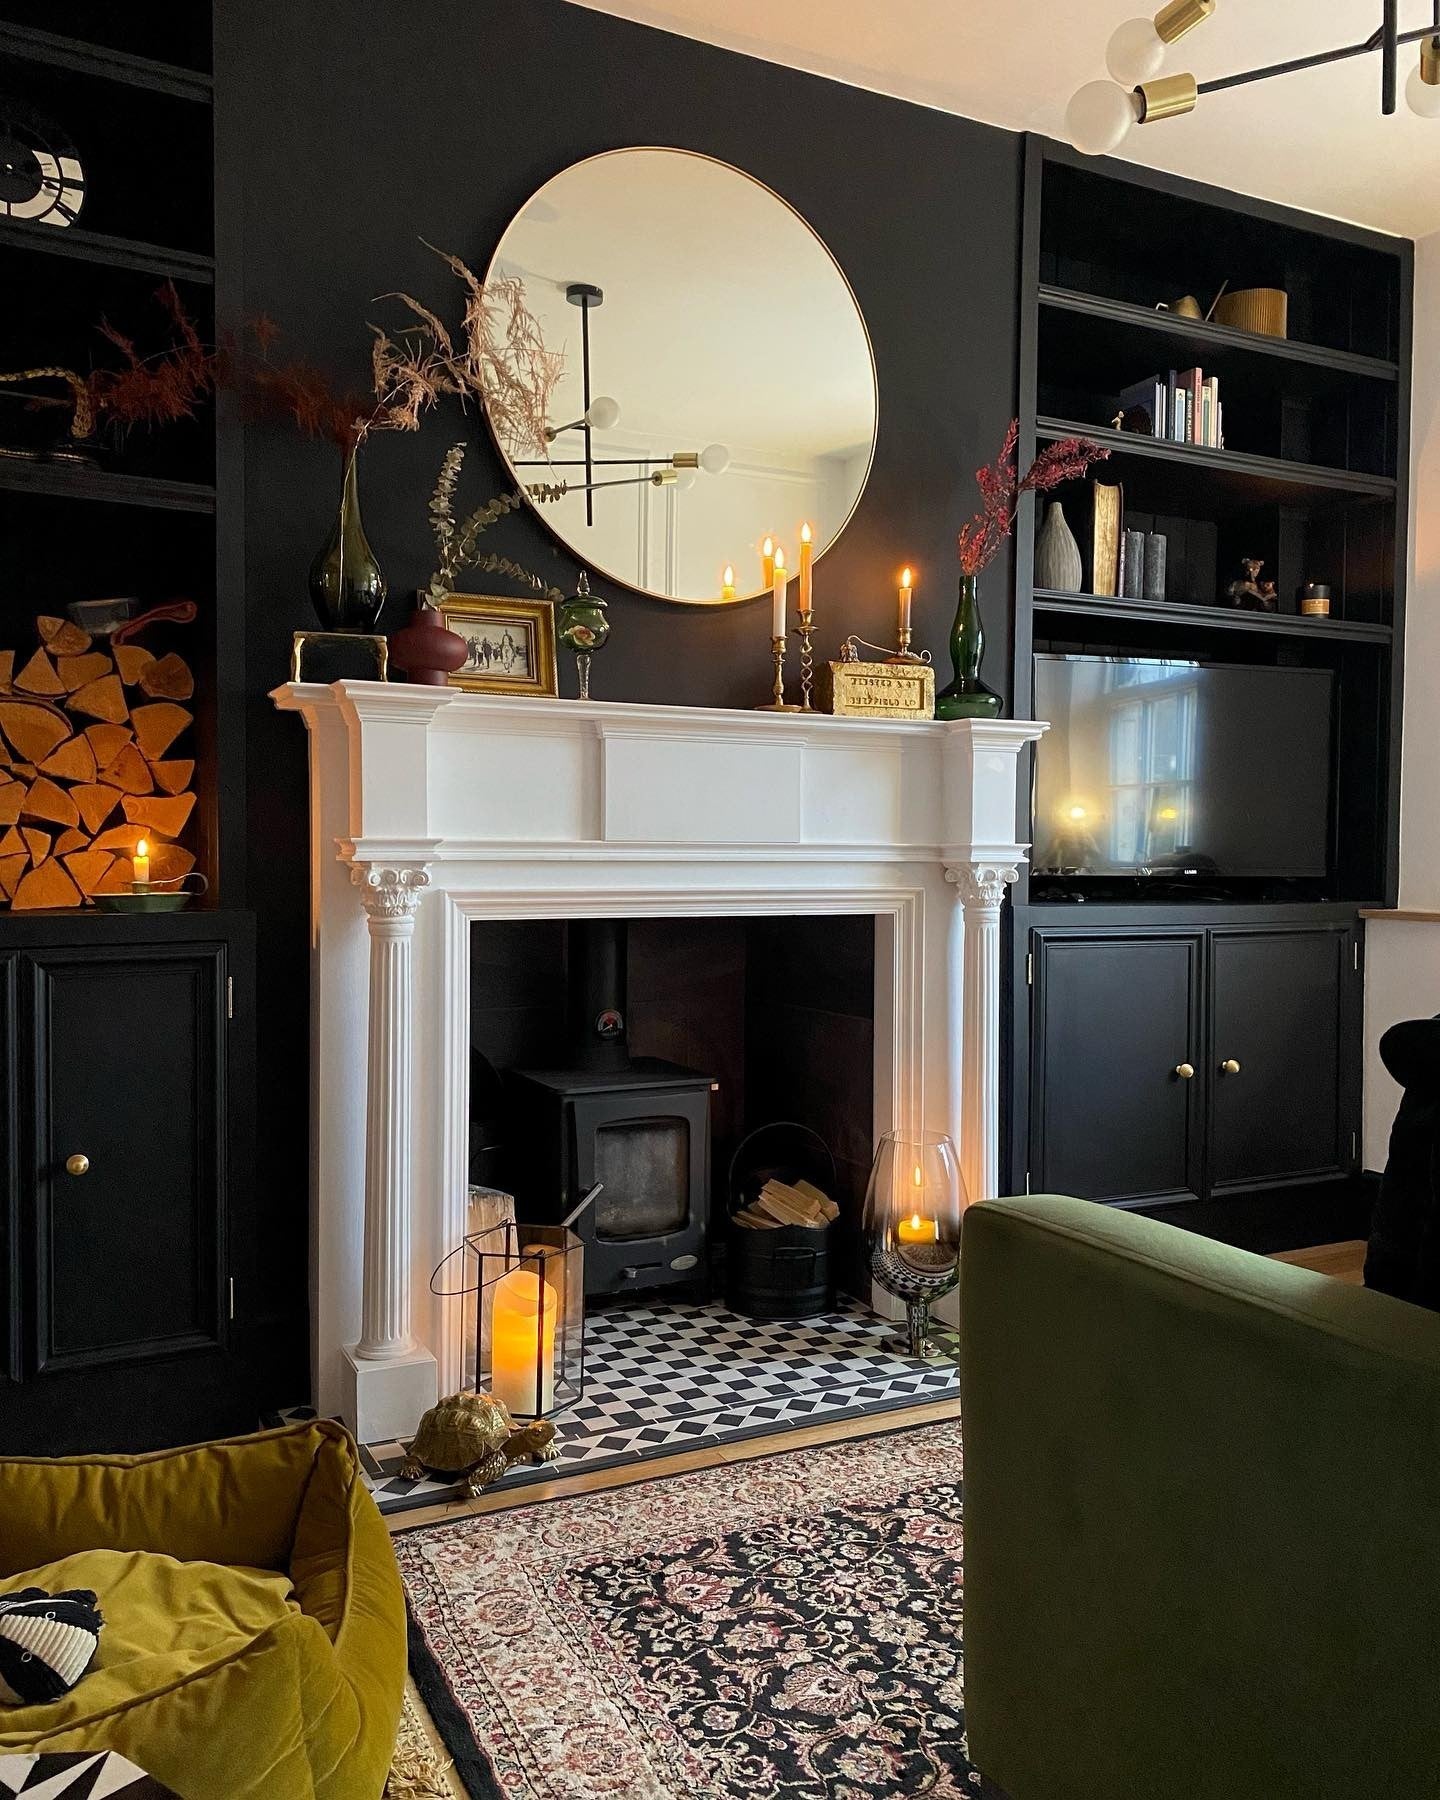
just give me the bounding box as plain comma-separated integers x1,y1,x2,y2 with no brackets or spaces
819,659,935,719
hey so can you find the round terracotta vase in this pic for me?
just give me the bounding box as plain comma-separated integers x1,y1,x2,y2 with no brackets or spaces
388,595,467,686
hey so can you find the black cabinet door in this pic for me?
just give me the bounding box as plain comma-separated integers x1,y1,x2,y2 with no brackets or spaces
24,943,227,1376
1030,931,1205,1205
0,954,16,1390
1208,927,1351,1192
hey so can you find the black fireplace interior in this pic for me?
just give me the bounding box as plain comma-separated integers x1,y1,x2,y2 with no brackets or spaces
470,915,876,1301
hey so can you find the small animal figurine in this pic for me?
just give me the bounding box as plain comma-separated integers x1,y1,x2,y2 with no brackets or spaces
400,1390,560,1497
1224,557,1276,611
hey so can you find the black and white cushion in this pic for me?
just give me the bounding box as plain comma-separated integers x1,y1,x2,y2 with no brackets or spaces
0,1590,102,1707
0,1750,180,1797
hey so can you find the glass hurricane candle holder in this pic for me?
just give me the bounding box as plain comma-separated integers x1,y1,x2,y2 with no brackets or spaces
465,1220,585,1422
557,571,610,700
864,1129,966,1359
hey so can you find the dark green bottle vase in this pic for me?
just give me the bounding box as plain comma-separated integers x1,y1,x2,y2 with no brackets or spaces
308,452,387,632
935,572,1002,721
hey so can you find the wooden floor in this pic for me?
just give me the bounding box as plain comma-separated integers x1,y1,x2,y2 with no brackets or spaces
387,1237,1366,1534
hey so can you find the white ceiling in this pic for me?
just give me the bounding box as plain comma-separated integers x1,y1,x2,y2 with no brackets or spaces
567,0,1440,240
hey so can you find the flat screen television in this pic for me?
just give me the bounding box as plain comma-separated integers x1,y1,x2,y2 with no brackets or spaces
1032,654,1334,880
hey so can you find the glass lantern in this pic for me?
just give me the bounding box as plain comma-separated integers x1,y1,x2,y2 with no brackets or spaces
465,1221,585,1422
556,571,610,700
864,1129,966,1359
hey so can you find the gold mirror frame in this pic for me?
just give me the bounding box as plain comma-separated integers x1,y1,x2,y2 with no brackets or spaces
483,147,878,608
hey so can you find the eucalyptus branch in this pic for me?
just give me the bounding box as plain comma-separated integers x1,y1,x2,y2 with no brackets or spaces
424,441,564,605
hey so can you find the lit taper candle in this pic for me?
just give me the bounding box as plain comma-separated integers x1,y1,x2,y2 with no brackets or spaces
721,564,736,602
899,566,914,637
761,536,775,591
771,547,787,639
798,521,814,619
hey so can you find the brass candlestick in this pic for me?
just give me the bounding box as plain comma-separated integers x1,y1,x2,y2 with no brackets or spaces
889,621,923,665
797,612,816,711
755,635,803,711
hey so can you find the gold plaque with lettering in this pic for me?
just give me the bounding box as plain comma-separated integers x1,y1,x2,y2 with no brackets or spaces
819,659,935,719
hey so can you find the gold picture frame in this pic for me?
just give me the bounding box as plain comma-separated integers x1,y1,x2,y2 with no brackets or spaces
439,593,558,698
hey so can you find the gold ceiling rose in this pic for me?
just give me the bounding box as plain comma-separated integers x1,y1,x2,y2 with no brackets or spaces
1067,2,1440,157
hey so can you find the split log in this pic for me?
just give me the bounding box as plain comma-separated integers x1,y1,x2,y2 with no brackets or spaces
0,856,23,899
148,842,195,882
130,703,191,761
150,758,194,796
0,700,71,763
63,849,114,898
101,743,154,796
84,723,132,766
21,777,80,830
14,649,64,696
21,827,49,865
13,860,82,910
67,673,127,724
137,653,193,701
56,652,113,693
122,792,195,836
37,616,92,656
114,645,154,685
0,780,23,826
0,826,24,857
53,827,88,856
92,823,149,855
0,651,12,692
72,783,122,834
39,736,96,785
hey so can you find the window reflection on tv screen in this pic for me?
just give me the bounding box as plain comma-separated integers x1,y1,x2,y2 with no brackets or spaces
1032,655,1334,879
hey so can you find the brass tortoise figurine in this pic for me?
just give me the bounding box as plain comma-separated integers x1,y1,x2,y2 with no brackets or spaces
400,1390,560,1497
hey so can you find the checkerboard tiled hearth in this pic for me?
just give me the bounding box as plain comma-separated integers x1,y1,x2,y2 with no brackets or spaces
280,1294,957,1517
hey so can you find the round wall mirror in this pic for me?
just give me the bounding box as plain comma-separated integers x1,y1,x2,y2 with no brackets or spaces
487,148,877,606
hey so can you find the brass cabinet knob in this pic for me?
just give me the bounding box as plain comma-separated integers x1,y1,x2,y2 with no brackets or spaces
65,1153,90,1177
1173,1062,1195,1080
1220,1058,1242,1075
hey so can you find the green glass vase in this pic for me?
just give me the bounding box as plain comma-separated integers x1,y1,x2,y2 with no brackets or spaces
308,451,387,632
557,572,611,700
935,572,1002,720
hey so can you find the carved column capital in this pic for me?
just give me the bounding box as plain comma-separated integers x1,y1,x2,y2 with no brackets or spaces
945,862,1019,909
350,863,431,923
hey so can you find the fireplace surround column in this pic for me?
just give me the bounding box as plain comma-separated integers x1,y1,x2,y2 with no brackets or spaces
948,862,1020,1205
343,861,437,1441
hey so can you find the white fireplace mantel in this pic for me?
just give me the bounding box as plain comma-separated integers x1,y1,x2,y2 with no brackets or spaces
274,680,1045,1436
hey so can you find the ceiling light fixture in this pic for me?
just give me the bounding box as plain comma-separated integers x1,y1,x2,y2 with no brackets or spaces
1067,1,1440,155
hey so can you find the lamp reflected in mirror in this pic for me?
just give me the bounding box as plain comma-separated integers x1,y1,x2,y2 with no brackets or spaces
487,147,877,605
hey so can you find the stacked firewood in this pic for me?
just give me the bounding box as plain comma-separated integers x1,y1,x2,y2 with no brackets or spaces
0,615,195,908
733,1177,840,1231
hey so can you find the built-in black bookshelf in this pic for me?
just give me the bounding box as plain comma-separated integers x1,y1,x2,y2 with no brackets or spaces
1006,136,1411,1243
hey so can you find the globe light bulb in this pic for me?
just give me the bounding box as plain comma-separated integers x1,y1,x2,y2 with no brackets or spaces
699,442,731,475
1106,16,1166,84
1065,81,1142,155
1407,55,1440,118
584,395,620,431
673,467,698,492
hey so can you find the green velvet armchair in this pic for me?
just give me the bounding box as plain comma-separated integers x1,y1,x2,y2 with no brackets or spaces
960,1195,1440,1800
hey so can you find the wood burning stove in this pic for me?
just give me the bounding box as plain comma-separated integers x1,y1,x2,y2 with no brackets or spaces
506,922,714,1297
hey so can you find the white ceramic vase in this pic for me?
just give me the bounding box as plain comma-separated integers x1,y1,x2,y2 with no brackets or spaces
1035,501,1084,593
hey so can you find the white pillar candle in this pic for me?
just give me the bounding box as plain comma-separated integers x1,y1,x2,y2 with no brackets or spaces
489,1267,557,1416
772,548,787,639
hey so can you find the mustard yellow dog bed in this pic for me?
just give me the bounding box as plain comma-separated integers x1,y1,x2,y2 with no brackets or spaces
0,1420,406,1798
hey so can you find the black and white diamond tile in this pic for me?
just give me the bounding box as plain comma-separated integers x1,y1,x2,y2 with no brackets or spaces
336,1294,957,1517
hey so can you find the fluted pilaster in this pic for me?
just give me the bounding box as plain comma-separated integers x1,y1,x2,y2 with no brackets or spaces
946,862,1019,1205
351,863,430,1360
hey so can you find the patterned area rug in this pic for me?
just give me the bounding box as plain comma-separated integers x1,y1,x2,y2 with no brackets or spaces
399,1420,997,1799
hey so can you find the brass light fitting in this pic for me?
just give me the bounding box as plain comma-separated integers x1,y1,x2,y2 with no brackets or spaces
1136,72,1199,122
1424,32,1440,84
1154,0,1215,45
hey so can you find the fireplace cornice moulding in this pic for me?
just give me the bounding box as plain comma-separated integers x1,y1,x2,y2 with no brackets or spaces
273,680,1045,1432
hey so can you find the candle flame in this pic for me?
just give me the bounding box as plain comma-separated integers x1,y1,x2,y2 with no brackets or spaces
901,566,913,591
136,838,149,858
801,521,812,544
909,1211,923,1231
723,564,734,584
763,535,774,556
774,549,786,572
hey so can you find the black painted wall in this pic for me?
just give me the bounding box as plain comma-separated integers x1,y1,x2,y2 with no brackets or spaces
215,0,1022,1399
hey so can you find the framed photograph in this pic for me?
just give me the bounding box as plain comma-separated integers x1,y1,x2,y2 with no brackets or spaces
439,594,558,698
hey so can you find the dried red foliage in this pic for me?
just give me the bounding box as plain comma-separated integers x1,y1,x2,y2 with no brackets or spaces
956,420,1109,577
87,282,216,430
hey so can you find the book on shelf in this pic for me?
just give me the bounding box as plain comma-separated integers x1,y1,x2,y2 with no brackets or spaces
1119,369,1223,448
1089,479,1123,597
